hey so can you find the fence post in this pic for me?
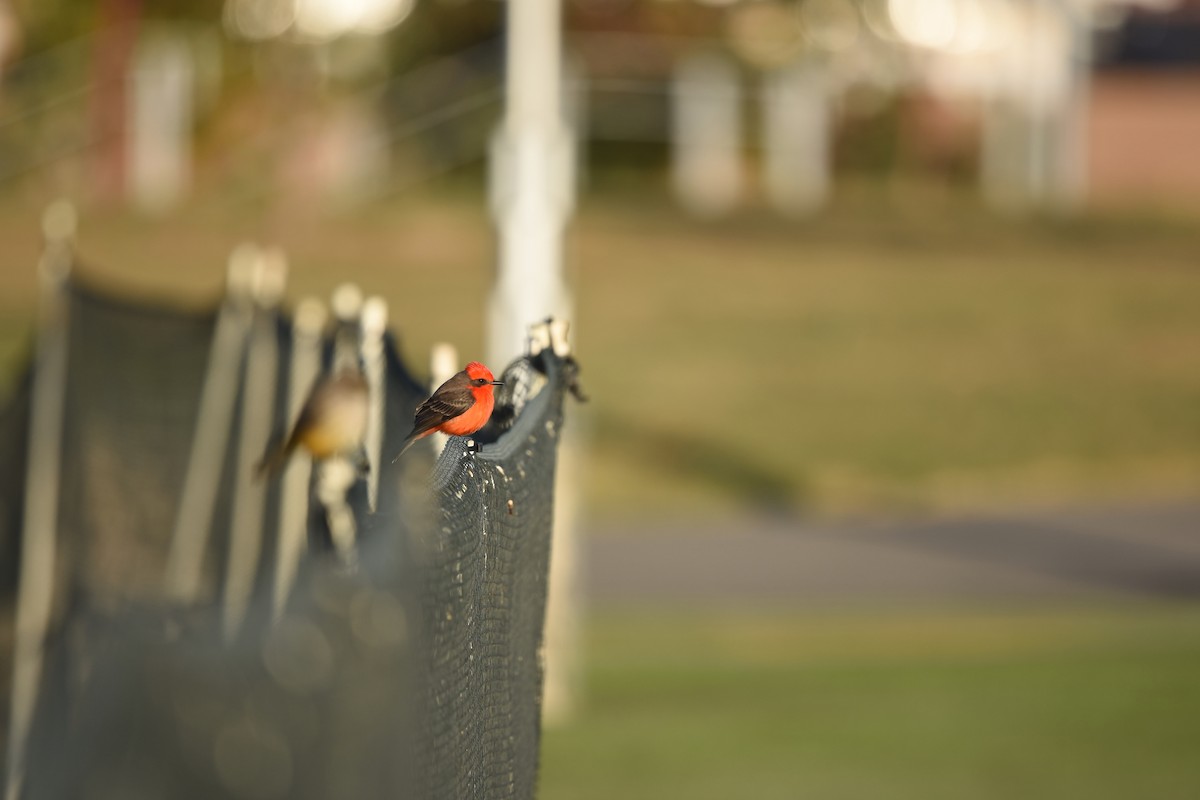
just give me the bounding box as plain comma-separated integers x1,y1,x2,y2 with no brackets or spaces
165,244,256,602
128,28,193,213
539,320,583,726
5,202,75,800
428,342,458,457
1046,0,1090,212
762,59,830,216
222,248,286,640
671,50,743,218
360,296,388,512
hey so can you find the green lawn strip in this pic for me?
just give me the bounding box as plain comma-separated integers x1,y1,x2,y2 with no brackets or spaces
539,607,1200,800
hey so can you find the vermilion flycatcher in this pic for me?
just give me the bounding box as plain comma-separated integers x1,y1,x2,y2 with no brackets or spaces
256,366,370,479
394,361,503,459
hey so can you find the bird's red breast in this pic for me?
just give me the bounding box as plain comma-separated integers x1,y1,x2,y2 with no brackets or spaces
436,388,494,436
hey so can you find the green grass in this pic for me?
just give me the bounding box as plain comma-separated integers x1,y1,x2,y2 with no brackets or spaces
573,197,1200,518
539,607,1200,800
1,189,1198,518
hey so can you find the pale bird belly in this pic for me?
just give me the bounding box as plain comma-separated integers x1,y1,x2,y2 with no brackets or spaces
301,394,368,458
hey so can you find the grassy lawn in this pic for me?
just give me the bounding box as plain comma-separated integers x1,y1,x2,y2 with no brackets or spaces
539,606,1200,800
573,196,1200,518
0,189,1197,519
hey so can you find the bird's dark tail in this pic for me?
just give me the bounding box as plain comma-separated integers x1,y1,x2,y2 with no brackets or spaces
391,435,419,464
255,438,297,481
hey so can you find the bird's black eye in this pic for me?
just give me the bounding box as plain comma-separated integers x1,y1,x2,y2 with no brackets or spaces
474,378,487,386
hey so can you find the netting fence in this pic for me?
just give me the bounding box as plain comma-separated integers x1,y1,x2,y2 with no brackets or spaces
0,254,569,799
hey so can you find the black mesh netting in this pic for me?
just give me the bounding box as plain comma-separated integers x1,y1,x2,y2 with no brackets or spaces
0,272,568,800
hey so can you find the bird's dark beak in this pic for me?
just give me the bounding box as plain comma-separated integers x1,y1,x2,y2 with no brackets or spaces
492,380,504,386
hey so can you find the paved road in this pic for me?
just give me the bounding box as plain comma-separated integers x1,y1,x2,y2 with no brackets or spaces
582,501,1200,607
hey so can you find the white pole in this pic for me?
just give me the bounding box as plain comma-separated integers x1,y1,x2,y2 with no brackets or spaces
5,201,75,800
165,245,257,602
671,51,743,218
540,321,582,726
429,342,459,457
487,0,573,367
487,0,580,724
981,91,1024,211
360,295,388,510
1049,0,1091,212
1026,0,1074,208
982,0,1071,213
222,249,286,641
272,297,326,620
128,29,193,213
762,60,830,216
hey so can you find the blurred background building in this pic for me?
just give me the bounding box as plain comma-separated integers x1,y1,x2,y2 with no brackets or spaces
0,0,1196,216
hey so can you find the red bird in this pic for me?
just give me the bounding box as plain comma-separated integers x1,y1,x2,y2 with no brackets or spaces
394,361,503,459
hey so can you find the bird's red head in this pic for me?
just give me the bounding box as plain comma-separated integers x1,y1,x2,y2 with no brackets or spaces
464,361,503,402
465,361,496,383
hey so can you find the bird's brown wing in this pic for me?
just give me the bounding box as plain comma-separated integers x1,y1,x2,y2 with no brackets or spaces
409,390,474,438
255,394,318,479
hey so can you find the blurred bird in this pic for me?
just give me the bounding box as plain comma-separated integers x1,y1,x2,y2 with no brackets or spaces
393,361,503,460
256,366,370,479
